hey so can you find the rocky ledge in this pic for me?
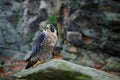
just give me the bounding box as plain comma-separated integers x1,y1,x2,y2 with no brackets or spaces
11,59,119,80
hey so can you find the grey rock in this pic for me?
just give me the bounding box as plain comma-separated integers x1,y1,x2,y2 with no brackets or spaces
0,0,21,21
0,50,17,57
104,12,120,22
14,59,120,80
11,1,21,12
0,76,16,80
11,52,26,61
3,30,16,43
29,9,48,33
75,49,110,67
0,31,4,44
75,49,95,67
27,0,40,15
0,20,21,57
102,57,120,72
103,41,120,56
61,50,77,60
58,0,120,63
1,20,20,44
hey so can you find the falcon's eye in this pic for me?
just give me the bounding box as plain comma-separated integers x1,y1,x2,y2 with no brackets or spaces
49,24,55,32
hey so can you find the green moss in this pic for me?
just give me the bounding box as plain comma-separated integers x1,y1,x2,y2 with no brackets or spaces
24,70,92,80
60,63,73,71
27,32,34,43
47,13,57,28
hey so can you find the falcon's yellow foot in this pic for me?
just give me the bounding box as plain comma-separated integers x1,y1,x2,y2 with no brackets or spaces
33,60,43,67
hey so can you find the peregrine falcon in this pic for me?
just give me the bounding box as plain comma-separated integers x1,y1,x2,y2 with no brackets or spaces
25,24,58,69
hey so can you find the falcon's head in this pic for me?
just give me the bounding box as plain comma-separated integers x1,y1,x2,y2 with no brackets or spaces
46,24,57,34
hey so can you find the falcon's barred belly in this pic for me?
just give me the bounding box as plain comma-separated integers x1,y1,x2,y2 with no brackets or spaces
25,24,58,69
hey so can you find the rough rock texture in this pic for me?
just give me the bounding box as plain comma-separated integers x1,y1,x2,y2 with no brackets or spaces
0,0,25,59
102,57,120,76
57,0,120,76
0,20,21,57
13,60,120,80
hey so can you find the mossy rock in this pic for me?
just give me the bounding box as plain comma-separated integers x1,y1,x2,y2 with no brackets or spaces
14,60,120,80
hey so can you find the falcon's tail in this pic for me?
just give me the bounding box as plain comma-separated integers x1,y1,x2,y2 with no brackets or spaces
25,62,33,69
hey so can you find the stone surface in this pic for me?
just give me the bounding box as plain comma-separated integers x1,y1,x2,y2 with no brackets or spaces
102,57,120,72
14,59,120,80
57,0,120,76
0,31,4,44
0,20,21,57
61,50,77,60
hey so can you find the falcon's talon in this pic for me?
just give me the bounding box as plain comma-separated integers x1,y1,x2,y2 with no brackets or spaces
33,60,43,67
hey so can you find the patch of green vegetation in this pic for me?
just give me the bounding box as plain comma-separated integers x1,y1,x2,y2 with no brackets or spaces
27,32,34,43
47,13,57,28
60,63,73,71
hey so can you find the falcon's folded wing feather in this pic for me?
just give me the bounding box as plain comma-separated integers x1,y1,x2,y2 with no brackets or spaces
26,31,45,61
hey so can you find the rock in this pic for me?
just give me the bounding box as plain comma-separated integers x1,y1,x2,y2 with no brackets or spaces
29,8,48,33
69,45,78,53
102,57,120,72
0,31,5,44
27,0,40,15
11,1,21,12
103,41,120,56
61,44,77,60
0,20,21,57
66,31,82,47
28,0,48,33
14,59,120,80
99,0,120,13
16,0,48,45
104,12,120,22
10,52,26,61
3,26,16,43
61,50,77,60
57,0,120,73
0,76,15,80
0,50,17,57
15,0,30,44
75,49,110,67
39,1,47,9
0,0,21,24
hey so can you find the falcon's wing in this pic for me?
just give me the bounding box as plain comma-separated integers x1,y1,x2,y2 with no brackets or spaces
26,31,45,61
